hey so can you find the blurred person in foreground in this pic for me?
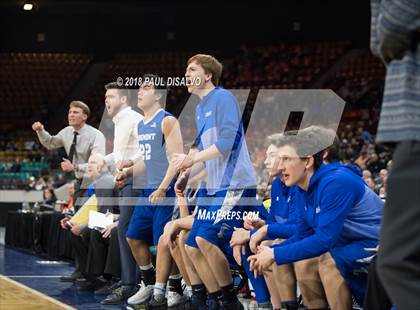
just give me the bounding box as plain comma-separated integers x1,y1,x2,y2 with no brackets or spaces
371,0,420,308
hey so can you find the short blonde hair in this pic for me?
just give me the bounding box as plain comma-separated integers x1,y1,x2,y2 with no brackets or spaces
187,54,223,85
69,101,90,117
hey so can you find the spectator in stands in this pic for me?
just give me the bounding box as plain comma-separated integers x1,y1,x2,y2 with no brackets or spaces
24,140,36,151
339,138,348,160
42,188,57,206
379,187,387,201
345,144,357,162
6,141,17,152
362,169,372,181
32,101,106,282
366,143,376,156
365,177,377,193
54,173,67,188
367,153,383,175
257,182,269,200
371,1,420,308
378,151,389,170
35,177,46,191
354,151,369,170
360,128,373,144
27,176,36,190
386,160,392,171
46,177,55,190
375,169,388,188
59,181,76,214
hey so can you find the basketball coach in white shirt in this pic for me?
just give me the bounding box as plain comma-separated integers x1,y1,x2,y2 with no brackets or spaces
100,82,146,305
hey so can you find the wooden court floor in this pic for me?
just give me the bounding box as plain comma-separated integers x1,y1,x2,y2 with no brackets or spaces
0,275,75,310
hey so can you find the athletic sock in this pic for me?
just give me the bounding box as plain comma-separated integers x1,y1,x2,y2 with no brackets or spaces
208,290,222,302
221,282,237,304
153,282,166,296
139,264,155,286
281,300,299,310
192,283,207,305
186,286,193,298
168,274,183,295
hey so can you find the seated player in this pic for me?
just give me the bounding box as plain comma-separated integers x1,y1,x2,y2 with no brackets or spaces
116,74,184,307
176,172,268,310
136,146,207,309
230,136,300,310
248,126,384,309
164,152,215,309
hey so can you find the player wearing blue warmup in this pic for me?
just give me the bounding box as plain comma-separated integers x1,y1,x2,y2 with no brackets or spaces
172,54,257,310
241,132,341,310
230,138,300,310
248,126,384,309
115,74,184,307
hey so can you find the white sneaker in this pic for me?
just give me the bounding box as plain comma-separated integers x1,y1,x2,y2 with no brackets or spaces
167,291,185,308
184,286,193,299
127,283,154,305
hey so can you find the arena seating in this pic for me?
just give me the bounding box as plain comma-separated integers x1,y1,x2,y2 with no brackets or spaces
0,42,387,189
324,49,385,108
0,53,92,129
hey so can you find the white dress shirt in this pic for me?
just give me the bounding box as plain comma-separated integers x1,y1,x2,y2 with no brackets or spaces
104,106,144,169
36,123,106,179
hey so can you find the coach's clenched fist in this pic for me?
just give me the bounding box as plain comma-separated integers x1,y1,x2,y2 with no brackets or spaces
32,122,44,131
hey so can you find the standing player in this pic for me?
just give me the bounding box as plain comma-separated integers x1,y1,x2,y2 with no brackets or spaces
172,54,257,309
116,74,184,307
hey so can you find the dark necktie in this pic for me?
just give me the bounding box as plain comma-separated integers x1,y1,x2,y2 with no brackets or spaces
68,131,78,163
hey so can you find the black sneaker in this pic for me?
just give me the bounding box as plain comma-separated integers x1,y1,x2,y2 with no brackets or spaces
280,301,298,310
75,277,88,285
60,270,83,282
101,286,138,305
206,298,222,310
95,280,121,295
77,278,107,291
221,299,244,310
148,295,167,309
190,295,207,310
77,280,95,291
